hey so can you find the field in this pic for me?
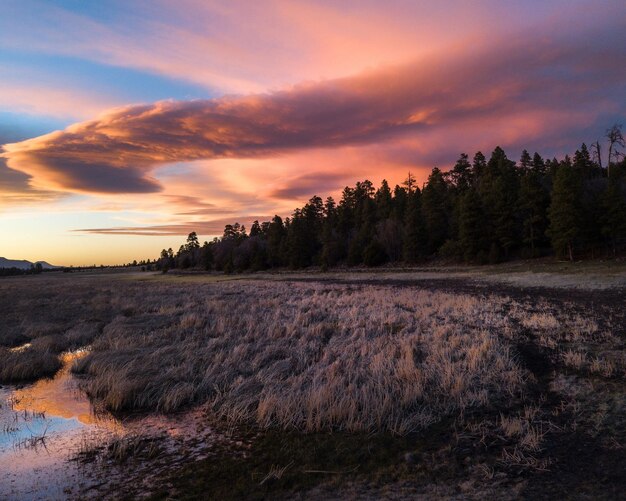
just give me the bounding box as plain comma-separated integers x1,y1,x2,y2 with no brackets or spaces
1,264,625,499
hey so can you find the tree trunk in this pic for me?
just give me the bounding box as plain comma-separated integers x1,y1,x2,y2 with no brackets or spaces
568,242,574,262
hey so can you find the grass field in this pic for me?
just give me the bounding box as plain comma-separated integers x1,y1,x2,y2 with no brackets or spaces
0,264,624,499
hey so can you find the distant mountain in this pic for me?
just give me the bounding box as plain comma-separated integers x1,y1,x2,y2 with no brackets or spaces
0,257,60,270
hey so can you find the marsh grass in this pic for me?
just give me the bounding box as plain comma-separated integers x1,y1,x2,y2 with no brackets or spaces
0,276,107,382
4,274,618,436
68,282,529,434
2,272,624,498
72,432,162,464
0,347,62,383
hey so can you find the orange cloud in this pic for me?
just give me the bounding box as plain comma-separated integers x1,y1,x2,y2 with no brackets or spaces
74,216,269,236
3,23,625,202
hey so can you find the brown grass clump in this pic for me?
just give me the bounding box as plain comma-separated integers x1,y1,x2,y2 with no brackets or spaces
562,350,587,370
68,281,526,433
0,346,62,382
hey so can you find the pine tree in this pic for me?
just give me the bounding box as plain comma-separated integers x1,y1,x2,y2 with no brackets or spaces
573,143,594,178
392,185,408,222
548,163,583,261
472,151,486,179
403,188,426,262
519,170,549,256
375,179,393,219
532,152,546,175
602,175,626,255
421,168,449,253
249,220,262,237
458,188,485,262
519,150,532,170
267,215,286,267
480,147,519,259
449,153,473,192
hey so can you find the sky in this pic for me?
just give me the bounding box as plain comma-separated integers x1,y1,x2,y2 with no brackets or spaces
1,0,625,266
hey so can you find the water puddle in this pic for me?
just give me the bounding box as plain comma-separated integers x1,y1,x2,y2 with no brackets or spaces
0,350,120,500
8,343,31,353
0,349,238,499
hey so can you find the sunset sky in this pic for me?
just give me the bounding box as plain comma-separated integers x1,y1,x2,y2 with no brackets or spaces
1,0,625,265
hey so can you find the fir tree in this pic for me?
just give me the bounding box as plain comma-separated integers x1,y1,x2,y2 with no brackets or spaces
519,170,549,256
458,188,485,262
548,162,583,260
421,168,449,253
403,188,426,262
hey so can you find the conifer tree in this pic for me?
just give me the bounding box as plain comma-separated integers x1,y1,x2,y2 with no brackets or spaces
421,168,449,253
602,175,626,255
403,188,426,262
519,169,549,256
480,147,519,259
519,150,532,170
548,162,583,260
375,179,393,219
458,188,485,262
532,152,546,175
472,151,486,178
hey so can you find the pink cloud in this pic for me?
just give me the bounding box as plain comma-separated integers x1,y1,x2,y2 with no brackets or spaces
74,215,269,237
2,17,625,204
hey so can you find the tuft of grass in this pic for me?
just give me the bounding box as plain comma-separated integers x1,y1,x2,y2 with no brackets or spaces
562,350,587,370
0,346,62,383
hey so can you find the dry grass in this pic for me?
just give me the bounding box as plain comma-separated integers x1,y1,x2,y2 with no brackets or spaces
562,350,587,370
0,276,108,382
0,346,62,382
65,281,528,434
2,273,620,437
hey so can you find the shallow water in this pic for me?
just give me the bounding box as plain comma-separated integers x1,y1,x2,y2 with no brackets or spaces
0,351,121,500
0,349,234,500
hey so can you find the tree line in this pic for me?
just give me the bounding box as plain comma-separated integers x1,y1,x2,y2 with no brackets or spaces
158,125,626,272
0,263,44,277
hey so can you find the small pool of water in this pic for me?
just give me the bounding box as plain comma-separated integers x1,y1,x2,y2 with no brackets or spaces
0,350,120,500
0,349,234,499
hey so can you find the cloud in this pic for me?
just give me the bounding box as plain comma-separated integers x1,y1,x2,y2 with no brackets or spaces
268,172,349,200
5,0,621,95
74,216,269,236
3,18,625,200
0,82,119,122
0,157,64,206
0,0,504,93
162,195,235,216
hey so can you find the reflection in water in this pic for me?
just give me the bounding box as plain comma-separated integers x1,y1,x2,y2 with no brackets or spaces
10,351,112,426
0,350,120,500
0,349,227,500
9,342,31,353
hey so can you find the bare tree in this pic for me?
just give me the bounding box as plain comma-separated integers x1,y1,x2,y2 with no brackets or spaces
590,140,603,169
606,124,625,176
